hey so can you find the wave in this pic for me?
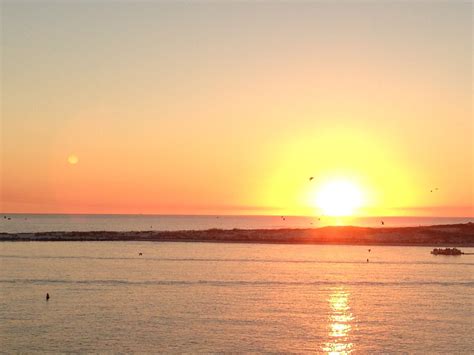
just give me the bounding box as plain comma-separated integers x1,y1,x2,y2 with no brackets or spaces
0,254,473,266
1,278,473,287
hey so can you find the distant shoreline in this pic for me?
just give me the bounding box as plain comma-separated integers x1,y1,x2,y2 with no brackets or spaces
1,223,473,247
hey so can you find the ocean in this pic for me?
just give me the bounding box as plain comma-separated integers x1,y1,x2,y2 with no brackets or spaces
0,242,472,353
1,214,473,234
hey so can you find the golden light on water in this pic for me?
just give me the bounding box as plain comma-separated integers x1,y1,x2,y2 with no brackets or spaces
67,155,79,165
323,288,355,354
315,180,363,217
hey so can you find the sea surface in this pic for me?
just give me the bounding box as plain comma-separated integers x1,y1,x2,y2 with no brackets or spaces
1,214,473,233
0,242,473,353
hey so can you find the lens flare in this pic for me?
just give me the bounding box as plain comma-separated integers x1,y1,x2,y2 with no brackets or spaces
67,154,79,165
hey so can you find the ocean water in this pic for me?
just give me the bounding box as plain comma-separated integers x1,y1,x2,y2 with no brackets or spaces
1,214,473,233
0,242,472,353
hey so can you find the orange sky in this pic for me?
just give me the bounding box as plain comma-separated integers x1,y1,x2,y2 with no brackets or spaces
1,2,473,216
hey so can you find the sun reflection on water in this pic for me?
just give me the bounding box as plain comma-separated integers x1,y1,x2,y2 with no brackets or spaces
322,288,355,354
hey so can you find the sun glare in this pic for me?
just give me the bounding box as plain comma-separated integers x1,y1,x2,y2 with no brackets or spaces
315,180,363,217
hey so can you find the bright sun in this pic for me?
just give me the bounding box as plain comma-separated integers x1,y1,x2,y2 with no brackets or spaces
315,180,363,217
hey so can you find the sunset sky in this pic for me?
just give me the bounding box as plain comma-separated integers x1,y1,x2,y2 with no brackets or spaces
1,1,472,216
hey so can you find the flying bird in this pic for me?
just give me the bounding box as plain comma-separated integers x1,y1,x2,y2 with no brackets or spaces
309,177,314,181
381,221,385,225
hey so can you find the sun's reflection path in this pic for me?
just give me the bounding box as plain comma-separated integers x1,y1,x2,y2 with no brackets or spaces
322,288,355,354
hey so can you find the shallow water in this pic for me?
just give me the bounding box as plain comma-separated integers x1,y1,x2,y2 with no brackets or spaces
1,242,473,353
1,214,472,233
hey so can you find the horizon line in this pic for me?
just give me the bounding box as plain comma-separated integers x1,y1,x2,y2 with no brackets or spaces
1,212,473,219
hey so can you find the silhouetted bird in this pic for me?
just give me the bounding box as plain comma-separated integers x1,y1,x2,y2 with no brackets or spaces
46,293,50,301
368,249,371,252
381,221,384,225
309,177,314,181
139,252,143,256
367,259,369,263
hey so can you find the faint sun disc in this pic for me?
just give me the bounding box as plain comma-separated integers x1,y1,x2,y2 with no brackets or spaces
67,154,79,165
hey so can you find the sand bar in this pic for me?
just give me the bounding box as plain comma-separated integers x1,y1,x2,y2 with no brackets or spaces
1,223,473,246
